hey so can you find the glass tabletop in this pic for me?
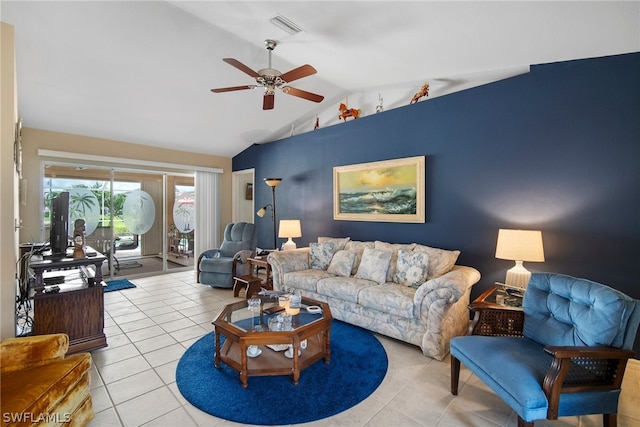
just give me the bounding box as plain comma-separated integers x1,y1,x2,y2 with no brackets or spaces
222,297,326,333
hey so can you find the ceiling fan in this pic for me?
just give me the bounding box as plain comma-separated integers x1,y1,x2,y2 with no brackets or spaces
211,39,324,110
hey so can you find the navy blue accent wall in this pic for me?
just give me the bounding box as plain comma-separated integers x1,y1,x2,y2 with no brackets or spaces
234,53,640,351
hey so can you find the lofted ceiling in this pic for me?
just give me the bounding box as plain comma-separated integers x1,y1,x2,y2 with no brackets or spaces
2,1,639,158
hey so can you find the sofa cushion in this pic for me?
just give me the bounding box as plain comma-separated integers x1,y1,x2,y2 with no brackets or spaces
355,248,392,285
358,283,416,318
318,236,350,251
394,249,429,288
343,241,375,275
316,276,377,303
413,244,460,280
375,241,417,282
327,250,356,278
309,242,337,270
283,269,334,293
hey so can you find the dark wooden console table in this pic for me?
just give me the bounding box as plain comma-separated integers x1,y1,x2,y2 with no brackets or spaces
30,247,108,354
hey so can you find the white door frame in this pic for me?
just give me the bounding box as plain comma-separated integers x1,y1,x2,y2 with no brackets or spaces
232,168,255,223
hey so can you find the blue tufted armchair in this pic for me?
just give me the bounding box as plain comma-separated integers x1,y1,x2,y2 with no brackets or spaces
450,273,640,427
197,222,257,288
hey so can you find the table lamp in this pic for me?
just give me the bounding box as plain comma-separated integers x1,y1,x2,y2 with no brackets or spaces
278,219,301,251
495,229,544,290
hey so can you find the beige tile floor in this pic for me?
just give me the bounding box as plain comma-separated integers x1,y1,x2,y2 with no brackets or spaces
86,271,638,427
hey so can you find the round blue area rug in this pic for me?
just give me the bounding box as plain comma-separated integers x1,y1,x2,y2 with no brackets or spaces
176,320,388,425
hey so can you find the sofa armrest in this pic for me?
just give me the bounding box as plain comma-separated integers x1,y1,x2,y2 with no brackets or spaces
0,334,69,374
267,248,310,289
413,266,481,317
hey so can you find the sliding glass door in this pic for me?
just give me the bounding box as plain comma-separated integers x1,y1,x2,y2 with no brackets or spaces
43,163,195,279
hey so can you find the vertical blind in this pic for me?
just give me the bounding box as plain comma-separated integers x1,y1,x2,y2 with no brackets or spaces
195,171,220,263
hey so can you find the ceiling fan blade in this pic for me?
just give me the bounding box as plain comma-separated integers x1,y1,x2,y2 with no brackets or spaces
280,64,317,83
263,93,275,110
282,86,324,103
211,85,256,93
222,58,260,78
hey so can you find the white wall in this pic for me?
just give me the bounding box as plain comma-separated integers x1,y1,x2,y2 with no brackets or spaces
1,22,18,339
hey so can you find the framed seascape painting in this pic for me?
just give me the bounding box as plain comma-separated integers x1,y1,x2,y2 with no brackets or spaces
333,156,425,223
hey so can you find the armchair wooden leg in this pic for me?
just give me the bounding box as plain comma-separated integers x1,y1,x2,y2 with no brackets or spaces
603,413,617,427
196,254,204,283
451,355,461,395
517,416,534,427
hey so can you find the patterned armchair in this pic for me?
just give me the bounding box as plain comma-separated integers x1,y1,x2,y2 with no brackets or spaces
197,222,257,288
450,273,640,427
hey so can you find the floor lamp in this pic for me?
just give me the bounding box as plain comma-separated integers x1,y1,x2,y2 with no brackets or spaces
256,178,282,250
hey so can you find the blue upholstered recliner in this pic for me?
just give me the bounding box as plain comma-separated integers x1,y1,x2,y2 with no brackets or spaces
197,222,257,288
450,273,640,427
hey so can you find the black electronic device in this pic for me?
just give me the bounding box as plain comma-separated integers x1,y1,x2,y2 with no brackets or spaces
43,275,66,286
47,192,70,260
263,305,285,315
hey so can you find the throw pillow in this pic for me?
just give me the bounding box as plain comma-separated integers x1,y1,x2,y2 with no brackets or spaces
413,244,461,280
344,241,375,275
309,242,337,270
394,249,429,288
327,250,356,277
374,241,417,283
355,247,392,285
318,236,350,251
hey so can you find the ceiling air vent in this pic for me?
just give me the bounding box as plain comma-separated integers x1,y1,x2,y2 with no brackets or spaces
269,14,303,35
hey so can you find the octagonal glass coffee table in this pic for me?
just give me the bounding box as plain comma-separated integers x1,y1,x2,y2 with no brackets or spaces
212,296,332,388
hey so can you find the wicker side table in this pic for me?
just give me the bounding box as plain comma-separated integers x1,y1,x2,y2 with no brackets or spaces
468,287,524,337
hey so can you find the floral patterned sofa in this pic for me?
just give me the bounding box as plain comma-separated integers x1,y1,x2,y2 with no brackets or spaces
267,238,481,360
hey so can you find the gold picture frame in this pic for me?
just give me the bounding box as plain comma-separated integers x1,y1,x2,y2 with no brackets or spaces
333,156,425,223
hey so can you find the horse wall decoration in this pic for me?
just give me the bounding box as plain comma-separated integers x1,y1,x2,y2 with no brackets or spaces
410,83,430,104
338,103,361,121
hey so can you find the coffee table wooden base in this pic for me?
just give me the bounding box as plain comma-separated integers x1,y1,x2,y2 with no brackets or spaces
215,333,330,388
212,297,332,388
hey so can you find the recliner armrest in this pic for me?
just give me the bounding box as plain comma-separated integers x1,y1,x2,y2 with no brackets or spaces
542,345,635,419
233,249,253,262
199,249,221,259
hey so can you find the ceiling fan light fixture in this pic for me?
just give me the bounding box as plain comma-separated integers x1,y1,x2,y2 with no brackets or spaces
211,38,323,109
269,14,303,35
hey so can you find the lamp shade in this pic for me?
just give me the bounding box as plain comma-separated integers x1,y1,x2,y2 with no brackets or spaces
264,178,282,188
496,229,545,290
278,220,302,238
278,219,301,251
495,229,545,262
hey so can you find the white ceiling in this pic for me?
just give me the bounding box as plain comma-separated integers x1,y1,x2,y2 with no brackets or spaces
2,1,639,158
